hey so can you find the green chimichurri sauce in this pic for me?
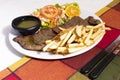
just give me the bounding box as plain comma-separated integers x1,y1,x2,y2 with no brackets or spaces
17,20,37,28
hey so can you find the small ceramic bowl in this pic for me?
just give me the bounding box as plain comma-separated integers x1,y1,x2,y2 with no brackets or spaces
12,15,41,35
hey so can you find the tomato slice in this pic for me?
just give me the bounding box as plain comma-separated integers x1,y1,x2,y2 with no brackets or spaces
41,5,58,19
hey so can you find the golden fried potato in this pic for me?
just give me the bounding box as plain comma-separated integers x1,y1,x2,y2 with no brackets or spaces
43,22,111,55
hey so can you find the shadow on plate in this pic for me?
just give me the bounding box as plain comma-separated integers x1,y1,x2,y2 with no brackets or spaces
2,25,24,58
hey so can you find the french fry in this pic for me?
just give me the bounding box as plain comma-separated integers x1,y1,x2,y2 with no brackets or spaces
77,38,83,43
93,31,106,42
81,27,86,35
86,25,94,29
74,38,80,43
86,22,105,29
52,34,60,40
52,29,69,40
67,43,85,48
56,47,68,54
91,28,102,39
102,27,111,30
43,22,111,55
76,25,83,37
45,40,52,44
67,33,76,44
60,33,68,40
85,40,94,46
83,32,88,39
43,41,56,51
59,28,75,47
48,41,60,49
93,22,105,29
84,28,93,45
59,27,66,31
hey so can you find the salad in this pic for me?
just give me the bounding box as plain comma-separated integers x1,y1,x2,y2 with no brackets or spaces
32,2,80,28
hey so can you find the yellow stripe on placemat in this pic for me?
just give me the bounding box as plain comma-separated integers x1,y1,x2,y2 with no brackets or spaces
96,6,110,16
108,0,120,8
8,57,31,71
96,0,120,16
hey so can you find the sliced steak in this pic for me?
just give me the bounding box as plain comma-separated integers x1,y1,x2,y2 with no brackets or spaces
33,28,57,45
85,16,101,26
13,35,45,51
52,16,101,33
52,16,84,33
13,28,57,51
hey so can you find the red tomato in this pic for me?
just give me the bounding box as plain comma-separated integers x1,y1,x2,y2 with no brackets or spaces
41,5,58,19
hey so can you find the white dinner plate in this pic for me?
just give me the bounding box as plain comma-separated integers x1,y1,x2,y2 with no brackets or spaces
9,3,104,60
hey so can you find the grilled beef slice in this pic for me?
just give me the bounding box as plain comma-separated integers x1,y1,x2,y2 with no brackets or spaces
32,28,57,45
85,16,101,26
52,16,84,33
13,35,45,51
52,16,101,33
13,16,101,51
13,28,57,51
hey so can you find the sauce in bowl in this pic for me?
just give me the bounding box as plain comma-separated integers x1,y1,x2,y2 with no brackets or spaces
17,19,37,28
12,15,41,35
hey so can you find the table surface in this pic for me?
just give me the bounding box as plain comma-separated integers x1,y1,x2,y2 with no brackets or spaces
0,0,113,71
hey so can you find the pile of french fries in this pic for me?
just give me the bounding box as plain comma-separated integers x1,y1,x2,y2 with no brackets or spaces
43,22,111,55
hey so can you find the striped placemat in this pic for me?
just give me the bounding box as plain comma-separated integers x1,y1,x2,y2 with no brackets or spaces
0,0,120,80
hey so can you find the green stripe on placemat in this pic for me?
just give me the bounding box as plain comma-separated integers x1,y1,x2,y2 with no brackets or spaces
96,55,120,80
69,72,90,80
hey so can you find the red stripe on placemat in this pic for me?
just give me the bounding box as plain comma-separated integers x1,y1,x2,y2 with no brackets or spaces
61,47,102,69
100,3,120,30
3,73,21,80
97,26,120,49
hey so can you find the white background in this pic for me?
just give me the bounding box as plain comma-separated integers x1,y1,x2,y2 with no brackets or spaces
0,0,112,71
